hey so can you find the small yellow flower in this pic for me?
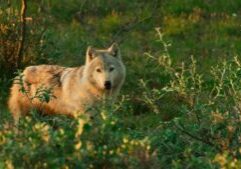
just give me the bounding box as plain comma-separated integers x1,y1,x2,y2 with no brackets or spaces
123,137,128,144
230,160,237,167
5,160,14,169
33,123,50,143
43,163,47,168
121,144,126,149
59,129,65,135
101,112,107,120
42,133,50,143
214,153,227,167
75,141,82,150
25,116,31,122
62,165,69,169
75,119,86,137
111,121,116,125
88,164,94,169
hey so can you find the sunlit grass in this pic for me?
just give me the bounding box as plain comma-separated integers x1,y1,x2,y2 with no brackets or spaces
1,0,241,168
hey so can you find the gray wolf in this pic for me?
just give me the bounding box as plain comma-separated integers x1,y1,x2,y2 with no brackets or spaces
8,43,126,124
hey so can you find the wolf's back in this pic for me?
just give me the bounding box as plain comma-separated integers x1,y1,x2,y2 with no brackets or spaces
23,65,65,87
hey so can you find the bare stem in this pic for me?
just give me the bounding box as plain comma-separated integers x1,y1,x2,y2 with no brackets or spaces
174,122,222,152
16,0,27,68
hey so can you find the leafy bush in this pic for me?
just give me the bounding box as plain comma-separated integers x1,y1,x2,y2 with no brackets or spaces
1,28,241,169
0,103,158,169
1,1,241,168
0,1,60,74
140,28,241,168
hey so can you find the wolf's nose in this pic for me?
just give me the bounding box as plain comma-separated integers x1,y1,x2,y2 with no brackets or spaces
104,81,112,90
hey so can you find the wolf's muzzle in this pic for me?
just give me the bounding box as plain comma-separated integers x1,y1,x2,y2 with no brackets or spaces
104,81,112,90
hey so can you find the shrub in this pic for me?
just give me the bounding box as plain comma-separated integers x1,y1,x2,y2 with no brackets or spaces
140,28,241,168
1,25,241,168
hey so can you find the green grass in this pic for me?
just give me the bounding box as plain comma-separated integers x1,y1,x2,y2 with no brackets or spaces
1,0,241,168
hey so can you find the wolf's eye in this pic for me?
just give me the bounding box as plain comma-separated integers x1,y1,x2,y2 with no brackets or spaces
96,68,102,73
109,67,114,72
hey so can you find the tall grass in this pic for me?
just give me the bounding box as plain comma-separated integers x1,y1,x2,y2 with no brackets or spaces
1,28,241,168
1,0,241,168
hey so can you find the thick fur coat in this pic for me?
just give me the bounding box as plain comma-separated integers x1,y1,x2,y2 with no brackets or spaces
8,43,126,123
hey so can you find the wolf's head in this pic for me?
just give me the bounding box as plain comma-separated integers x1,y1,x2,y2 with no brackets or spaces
83,43,126,91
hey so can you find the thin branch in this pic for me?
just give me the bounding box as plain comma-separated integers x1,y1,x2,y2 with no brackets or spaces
174,122,222,152
16,0,27,68
112,0,161,44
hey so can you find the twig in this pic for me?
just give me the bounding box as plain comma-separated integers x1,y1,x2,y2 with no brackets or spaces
174,122,222,152
16,0,27,68
112,0,161,44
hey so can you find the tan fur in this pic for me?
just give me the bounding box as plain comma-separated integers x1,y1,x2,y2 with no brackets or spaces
8,43,126,124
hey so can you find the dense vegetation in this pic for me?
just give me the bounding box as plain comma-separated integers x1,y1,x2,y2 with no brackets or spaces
1,0,241,168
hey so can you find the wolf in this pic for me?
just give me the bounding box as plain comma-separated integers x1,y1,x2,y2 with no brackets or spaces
8,43,126,124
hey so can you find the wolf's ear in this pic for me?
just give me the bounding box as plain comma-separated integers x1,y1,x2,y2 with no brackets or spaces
86,46,96,64
108,43,121,59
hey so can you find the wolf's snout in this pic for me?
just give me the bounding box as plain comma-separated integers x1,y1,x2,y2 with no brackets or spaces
104,81,112,90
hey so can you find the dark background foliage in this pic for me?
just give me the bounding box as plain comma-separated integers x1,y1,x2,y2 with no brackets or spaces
1,0,241,168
